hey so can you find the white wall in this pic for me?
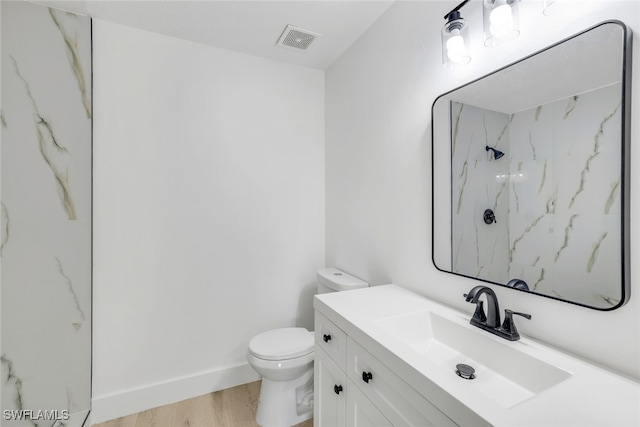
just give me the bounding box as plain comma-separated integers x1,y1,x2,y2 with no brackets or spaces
92,20,324,422
326,0,640,379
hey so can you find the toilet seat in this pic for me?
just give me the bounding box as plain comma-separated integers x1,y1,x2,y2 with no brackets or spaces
249,327,313,361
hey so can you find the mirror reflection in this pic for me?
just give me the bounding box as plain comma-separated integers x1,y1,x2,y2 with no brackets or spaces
432,21,630,310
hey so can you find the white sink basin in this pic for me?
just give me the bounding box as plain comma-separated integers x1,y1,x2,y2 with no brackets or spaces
374,310,572,408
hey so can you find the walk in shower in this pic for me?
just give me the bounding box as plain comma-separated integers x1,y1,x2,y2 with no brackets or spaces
1,1,92,425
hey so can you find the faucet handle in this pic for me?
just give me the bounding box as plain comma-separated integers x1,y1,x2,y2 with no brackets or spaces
500,309,531,341
471,300,487,324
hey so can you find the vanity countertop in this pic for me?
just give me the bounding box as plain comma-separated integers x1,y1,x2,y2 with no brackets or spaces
314,284,640,427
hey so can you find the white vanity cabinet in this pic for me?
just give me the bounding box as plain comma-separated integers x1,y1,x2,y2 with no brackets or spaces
314,285,640,427
314,312,456,427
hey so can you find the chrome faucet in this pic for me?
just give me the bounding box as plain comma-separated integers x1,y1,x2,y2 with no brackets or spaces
464,285,531,341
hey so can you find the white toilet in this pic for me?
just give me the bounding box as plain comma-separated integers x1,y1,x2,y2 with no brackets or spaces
247,268,368,427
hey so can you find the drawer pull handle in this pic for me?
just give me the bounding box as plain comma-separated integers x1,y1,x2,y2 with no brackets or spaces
362,371,373,383
323,334,332,343
334,384,343,395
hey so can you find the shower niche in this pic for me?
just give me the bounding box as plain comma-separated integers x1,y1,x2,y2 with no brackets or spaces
432,21,631,310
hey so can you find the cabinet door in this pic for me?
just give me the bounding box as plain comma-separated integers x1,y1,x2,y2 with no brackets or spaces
314,347,346,427
346,378,392,427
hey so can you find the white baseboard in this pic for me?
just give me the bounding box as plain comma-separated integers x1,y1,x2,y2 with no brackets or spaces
90,363,260,425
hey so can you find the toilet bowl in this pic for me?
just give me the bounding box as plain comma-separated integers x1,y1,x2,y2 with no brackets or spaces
248,328,315,427
247,268,368,427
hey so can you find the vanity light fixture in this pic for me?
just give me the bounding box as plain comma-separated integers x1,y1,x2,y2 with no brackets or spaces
441,0,471,67
483,0,520,46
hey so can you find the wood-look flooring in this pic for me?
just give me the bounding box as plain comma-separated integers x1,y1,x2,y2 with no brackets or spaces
93,381,313,427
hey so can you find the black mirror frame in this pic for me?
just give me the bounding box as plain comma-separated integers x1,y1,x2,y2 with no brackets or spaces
431,20,632,311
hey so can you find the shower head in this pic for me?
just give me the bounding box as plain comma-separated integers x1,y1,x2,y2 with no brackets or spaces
485,146,505,160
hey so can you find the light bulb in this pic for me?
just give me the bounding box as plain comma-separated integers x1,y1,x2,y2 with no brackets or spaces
489,4,513,37
446,30,466,63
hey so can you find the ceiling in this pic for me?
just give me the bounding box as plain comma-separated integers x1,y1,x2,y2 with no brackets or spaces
31,0,396,70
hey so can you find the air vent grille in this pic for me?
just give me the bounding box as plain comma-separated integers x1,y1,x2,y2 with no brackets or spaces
276,25,321,51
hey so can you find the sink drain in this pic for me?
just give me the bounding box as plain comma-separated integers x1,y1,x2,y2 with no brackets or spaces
456,363,475,380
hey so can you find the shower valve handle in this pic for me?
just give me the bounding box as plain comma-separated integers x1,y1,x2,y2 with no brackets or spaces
483,209,496,224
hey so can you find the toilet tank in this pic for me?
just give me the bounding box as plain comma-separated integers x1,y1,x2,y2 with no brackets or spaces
316,268,369,294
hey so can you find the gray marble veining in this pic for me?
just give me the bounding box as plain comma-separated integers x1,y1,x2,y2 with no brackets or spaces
554,214,578,262
1,1,91,422
538,160,547,194
10,54,77,220
605,181,620,214
510,213,545,262
568,102,621,209
35,117,77,220
55,257,86,330
563,95,579,119
456,159,469,215
452,102,464,155
10,55,77,220
1,354,24,412
49,9,91,119
587,232,608,273
1,203,9,256
451,83,622,307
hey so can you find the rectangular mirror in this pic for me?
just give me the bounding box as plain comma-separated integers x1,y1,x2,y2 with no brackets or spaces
432,21,631,310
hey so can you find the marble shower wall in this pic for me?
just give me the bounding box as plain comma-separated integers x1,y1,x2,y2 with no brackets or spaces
451,83,622,308
509,83,622,308
451,102,511,284
1,1,91,425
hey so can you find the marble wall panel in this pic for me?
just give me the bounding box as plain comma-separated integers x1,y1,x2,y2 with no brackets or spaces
1,1,91,425
451,102,510,284
452,83,623,308
509,84,622,307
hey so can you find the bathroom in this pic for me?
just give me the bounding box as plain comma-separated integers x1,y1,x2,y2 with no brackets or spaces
1,0,639,425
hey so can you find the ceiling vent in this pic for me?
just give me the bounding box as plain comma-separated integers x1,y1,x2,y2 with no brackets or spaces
276,25,321,51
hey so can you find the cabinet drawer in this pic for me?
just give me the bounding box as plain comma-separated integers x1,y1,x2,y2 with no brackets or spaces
347,338,458,427
315,312,347,369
